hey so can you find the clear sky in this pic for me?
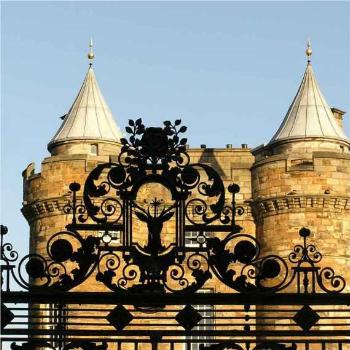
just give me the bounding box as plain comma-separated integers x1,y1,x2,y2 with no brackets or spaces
1,1,350,254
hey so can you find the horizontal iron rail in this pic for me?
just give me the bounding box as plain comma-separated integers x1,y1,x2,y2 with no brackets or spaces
66,224,124,232
11,316,350,322
9,306,350,313
2,338,350,344
3,292,350,305
2,329,350,337
8,321,350,328
11,312,350,319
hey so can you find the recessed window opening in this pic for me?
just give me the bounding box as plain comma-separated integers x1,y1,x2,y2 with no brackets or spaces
91,144,98,155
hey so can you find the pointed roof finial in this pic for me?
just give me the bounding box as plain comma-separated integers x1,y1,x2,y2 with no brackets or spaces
88,38,94,66
306,39,312,63
269,42,349,145
48,60,123,152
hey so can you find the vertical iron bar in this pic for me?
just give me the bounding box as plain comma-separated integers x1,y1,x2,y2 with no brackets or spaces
6,267,11,292
231,188,236,229
303,270,309,293
180,200,184,248
72,186,77,226
175,200,179,247
151,339,158,350
57,303,62,350
123,199,127,246
129,200,132,246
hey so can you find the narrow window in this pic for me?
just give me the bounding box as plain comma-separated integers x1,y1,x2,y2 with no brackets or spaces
99,230,121,244
185,231,210,248
91,144,98,155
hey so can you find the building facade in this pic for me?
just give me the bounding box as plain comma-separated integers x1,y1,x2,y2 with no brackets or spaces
22,43,350,290
17,41,350,350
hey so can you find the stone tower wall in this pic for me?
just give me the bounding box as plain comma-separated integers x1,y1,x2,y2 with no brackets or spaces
251,143,350,291
251,140,350,348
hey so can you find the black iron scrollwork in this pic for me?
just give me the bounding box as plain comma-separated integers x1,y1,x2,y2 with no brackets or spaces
20,230,99,291
1,120,346,295
1,224,99,291
1,225,19,291
287,227,345,293
63,182,88,225
206,232,289,292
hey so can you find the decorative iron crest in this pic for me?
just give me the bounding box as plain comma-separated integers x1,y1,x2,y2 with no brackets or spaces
0,120,346,295
119,118,189,170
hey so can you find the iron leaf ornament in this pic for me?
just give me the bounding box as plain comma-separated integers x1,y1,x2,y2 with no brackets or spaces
120,119,188,171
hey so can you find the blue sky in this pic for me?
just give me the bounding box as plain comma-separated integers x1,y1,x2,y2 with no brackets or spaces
1,1,350,254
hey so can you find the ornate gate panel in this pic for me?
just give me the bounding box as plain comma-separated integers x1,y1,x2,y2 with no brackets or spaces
2,120,350,350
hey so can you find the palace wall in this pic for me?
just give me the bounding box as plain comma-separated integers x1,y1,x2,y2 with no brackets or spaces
22,138,350,290
21,135,350,349
22,144,255,292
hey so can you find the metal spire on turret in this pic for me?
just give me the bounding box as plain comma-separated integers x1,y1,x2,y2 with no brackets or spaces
306,39,312,64
269,41,349,145
48,39,123,152
88,38,94,66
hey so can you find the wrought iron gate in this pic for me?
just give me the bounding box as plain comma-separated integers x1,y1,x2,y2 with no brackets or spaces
1,120,350,350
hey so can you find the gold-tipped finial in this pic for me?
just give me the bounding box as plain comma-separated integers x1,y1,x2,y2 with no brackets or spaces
88,38,94,65
306,39,312,63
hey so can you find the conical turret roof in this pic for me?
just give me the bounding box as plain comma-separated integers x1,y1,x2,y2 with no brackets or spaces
48,65,123,150
269,45,349,145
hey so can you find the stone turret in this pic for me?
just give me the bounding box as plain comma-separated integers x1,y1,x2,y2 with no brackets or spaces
22,43,123,256
252,42,350,286
48,45,122,156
